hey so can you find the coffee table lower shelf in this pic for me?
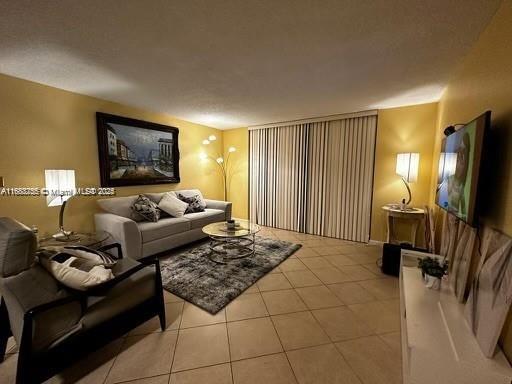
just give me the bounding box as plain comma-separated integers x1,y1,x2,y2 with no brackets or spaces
208,234,256,264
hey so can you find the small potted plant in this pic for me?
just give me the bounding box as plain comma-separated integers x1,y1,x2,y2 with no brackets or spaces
417,257,448,290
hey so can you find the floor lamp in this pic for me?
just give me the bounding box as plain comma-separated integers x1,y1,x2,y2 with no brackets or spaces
199,135,236,201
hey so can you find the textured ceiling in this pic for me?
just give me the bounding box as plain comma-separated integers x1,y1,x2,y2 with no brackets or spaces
0,0,502,129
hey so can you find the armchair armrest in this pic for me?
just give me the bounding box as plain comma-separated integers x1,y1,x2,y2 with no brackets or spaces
95,213,142,260
26,294,85,319
97,243,123,259
204,199,232,220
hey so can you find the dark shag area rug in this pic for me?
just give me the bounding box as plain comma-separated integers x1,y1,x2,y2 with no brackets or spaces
160,237,301,314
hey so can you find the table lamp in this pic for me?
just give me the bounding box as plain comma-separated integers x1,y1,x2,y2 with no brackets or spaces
396,153,419,206
45,169,77,241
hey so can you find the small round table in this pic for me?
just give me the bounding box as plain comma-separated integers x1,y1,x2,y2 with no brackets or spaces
382,205,425,247
38,231,112,250
202,221,261,263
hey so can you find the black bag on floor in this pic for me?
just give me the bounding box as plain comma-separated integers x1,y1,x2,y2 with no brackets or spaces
381,243,428,277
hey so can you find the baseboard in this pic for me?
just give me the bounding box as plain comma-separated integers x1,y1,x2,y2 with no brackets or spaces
368,239,384,246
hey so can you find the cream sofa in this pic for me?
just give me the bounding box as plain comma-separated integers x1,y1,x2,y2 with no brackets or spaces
94,189,231,260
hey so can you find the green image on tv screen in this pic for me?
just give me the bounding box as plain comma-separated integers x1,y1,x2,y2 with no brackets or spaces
436,112,488,225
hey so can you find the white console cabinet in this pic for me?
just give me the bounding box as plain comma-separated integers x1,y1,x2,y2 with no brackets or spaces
400,249,512,384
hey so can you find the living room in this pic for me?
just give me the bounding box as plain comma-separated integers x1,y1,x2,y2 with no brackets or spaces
1,1,512,383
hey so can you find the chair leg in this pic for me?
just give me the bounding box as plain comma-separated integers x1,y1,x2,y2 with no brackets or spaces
158,306,166,331
16,318,38,384
154,259,166,331
16,356,36,384
0,298,11,362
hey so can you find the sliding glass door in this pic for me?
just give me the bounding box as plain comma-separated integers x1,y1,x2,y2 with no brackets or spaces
249,113,377,242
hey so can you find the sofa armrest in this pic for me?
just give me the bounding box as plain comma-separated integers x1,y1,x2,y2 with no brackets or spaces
94,213,142,260
204,199,232,220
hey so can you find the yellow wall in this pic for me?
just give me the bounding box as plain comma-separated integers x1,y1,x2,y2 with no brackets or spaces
220,103,440,238
431,0,512,235
370,103,438,244
428,0,512,358
0,74,224,236
223,128,249,219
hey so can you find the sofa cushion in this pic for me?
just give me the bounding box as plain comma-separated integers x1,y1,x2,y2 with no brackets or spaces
142,228,207,257
137,217,191,243
183,208,225,229
81,258,156,329
97,196,143,221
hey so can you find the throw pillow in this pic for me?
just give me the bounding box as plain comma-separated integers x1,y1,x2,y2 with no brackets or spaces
158,192,189,217
131,194,161,222
178,194,206,214
38,246,117,291
177,190,207,209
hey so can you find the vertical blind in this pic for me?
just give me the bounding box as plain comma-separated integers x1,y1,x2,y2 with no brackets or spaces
249,113,377,242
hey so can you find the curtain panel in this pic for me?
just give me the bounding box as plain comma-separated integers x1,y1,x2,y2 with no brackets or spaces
249,113,377,242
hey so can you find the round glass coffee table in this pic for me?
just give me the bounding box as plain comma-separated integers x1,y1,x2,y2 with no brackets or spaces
202,220,260,263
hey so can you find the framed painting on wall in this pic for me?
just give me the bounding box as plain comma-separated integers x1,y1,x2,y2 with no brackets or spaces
96,112,180,187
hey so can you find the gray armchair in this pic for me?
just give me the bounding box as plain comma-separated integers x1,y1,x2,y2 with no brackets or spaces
0,217,166,384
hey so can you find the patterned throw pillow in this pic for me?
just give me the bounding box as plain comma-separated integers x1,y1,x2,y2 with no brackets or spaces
177,194,206,214
131,194,161,222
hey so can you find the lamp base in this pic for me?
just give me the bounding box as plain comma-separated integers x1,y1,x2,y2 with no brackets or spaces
401,177,412,206
52,230,78,242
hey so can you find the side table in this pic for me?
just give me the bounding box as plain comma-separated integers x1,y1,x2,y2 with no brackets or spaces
38,230,112,250
382,205,425,247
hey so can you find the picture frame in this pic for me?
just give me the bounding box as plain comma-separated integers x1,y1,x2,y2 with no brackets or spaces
96,112,180,187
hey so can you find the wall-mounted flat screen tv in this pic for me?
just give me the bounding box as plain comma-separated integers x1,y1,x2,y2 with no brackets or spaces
435,111,490,226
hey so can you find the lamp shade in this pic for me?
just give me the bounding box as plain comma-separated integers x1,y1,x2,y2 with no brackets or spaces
45,170,75,207
396,153,419,183
438,152,457,183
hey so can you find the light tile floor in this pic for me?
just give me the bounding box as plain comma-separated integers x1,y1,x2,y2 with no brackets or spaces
0,226,402,384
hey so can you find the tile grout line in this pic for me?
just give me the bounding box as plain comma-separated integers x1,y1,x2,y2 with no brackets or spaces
165,327,393,372
168,297,186,379
332,342,372,384
225,314,234,384
167,361,231,376
112,373,170,384
102,336,128,384
258,284,301,384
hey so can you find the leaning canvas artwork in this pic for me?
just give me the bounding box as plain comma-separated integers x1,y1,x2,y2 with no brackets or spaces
96,113,180,187
465,227,512,358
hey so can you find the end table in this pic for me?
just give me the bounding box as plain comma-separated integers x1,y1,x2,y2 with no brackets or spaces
38,231,112,250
